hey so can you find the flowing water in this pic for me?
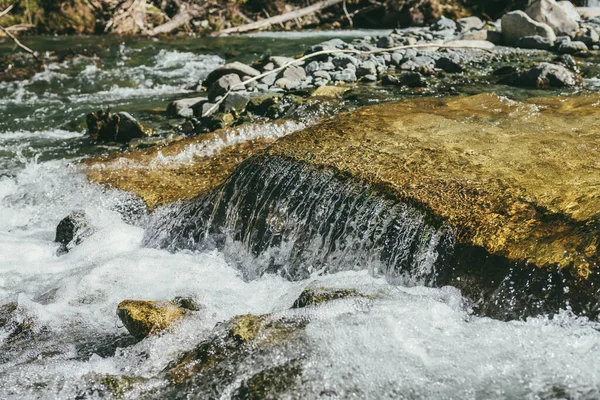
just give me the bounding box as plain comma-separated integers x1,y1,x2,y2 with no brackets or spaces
1,35,600,399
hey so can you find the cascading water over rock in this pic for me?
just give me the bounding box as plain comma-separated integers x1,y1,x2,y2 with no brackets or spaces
145,155,454,285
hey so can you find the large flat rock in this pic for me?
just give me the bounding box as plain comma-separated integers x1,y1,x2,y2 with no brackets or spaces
264,93,600,279
83,93,600,279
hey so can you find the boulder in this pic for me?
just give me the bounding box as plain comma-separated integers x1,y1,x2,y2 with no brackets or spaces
166,97,206,118
203,61,260,89
55,211,94,253
506,62,582,88
558,1,581,22
86,110,150,143
331,55,360,69
501,10,557,46
208,73,244,102
526,0,579,37
117,300,186,339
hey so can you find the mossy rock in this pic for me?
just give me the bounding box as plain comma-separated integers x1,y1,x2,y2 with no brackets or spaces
86,110,151,143
232,360,303,400
166,312,307,385
116,300,186,339
291,287,376,309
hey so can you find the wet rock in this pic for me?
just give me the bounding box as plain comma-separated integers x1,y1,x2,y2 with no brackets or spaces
554,53,577,68
166,97,206,118
220,92,250,113
557,40,589,54
204,61,260,88
501,10,557,46
515,35,555,50
246,94,283,116
361,74,378,82
86,110,150,143
166,312,307,387
357,60,377,77
173,296,202,311
117,300,186,339
507,62,583,88
457,16,484,32
431,16,457,32
0,53,44,83
55,211,94,253
305,61,320,74
0,302,35,343
254,56,296,71
376,36,395,49
232,361,302,400
526,0,579,37
575,26,600,46
400,71,427,87
291,287,375,308
208,73,244,102
311,85,348,98
435,54,463,73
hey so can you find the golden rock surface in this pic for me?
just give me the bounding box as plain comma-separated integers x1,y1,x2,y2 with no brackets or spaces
265,93,600,278
83,93,600,278
117,300,186,339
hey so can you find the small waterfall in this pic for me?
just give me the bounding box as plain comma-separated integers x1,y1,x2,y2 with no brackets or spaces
145,156,454,285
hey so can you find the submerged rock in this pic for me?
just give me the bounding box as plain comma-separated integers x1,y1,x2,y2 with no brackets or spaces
165,311,307,395
55,211,94,253
291,287,375,309
117,300,186,339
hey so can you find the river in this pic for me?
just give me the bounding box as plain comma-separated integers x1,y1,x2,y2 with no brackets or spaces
1,34,599,399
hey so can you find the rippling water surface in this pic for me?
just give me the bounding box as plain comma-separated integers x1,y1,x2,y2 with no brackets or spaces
1,35,600,399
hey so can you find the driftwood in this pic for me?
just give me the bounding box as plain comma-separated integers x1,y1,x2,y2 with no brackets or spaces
218,0,344,34
0,5,39,59
202,42,495,118
147,6,192,36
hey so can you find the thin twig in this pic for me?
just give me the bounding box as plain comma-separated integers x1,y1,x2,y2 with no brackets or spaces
343,0,353,27
0,4,13,18
202,42,494,118
0,5,39,59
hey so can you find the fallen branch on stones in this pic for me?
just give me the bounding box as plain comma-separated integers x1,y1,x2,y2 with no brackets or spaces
146,5,193,36
0,5,39,59
218,0,344,34
201,42,494,118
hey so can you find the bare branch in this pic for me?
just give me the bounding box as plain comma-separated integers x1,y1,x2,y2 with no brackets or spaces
0,5,39,60
218,0,344,34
